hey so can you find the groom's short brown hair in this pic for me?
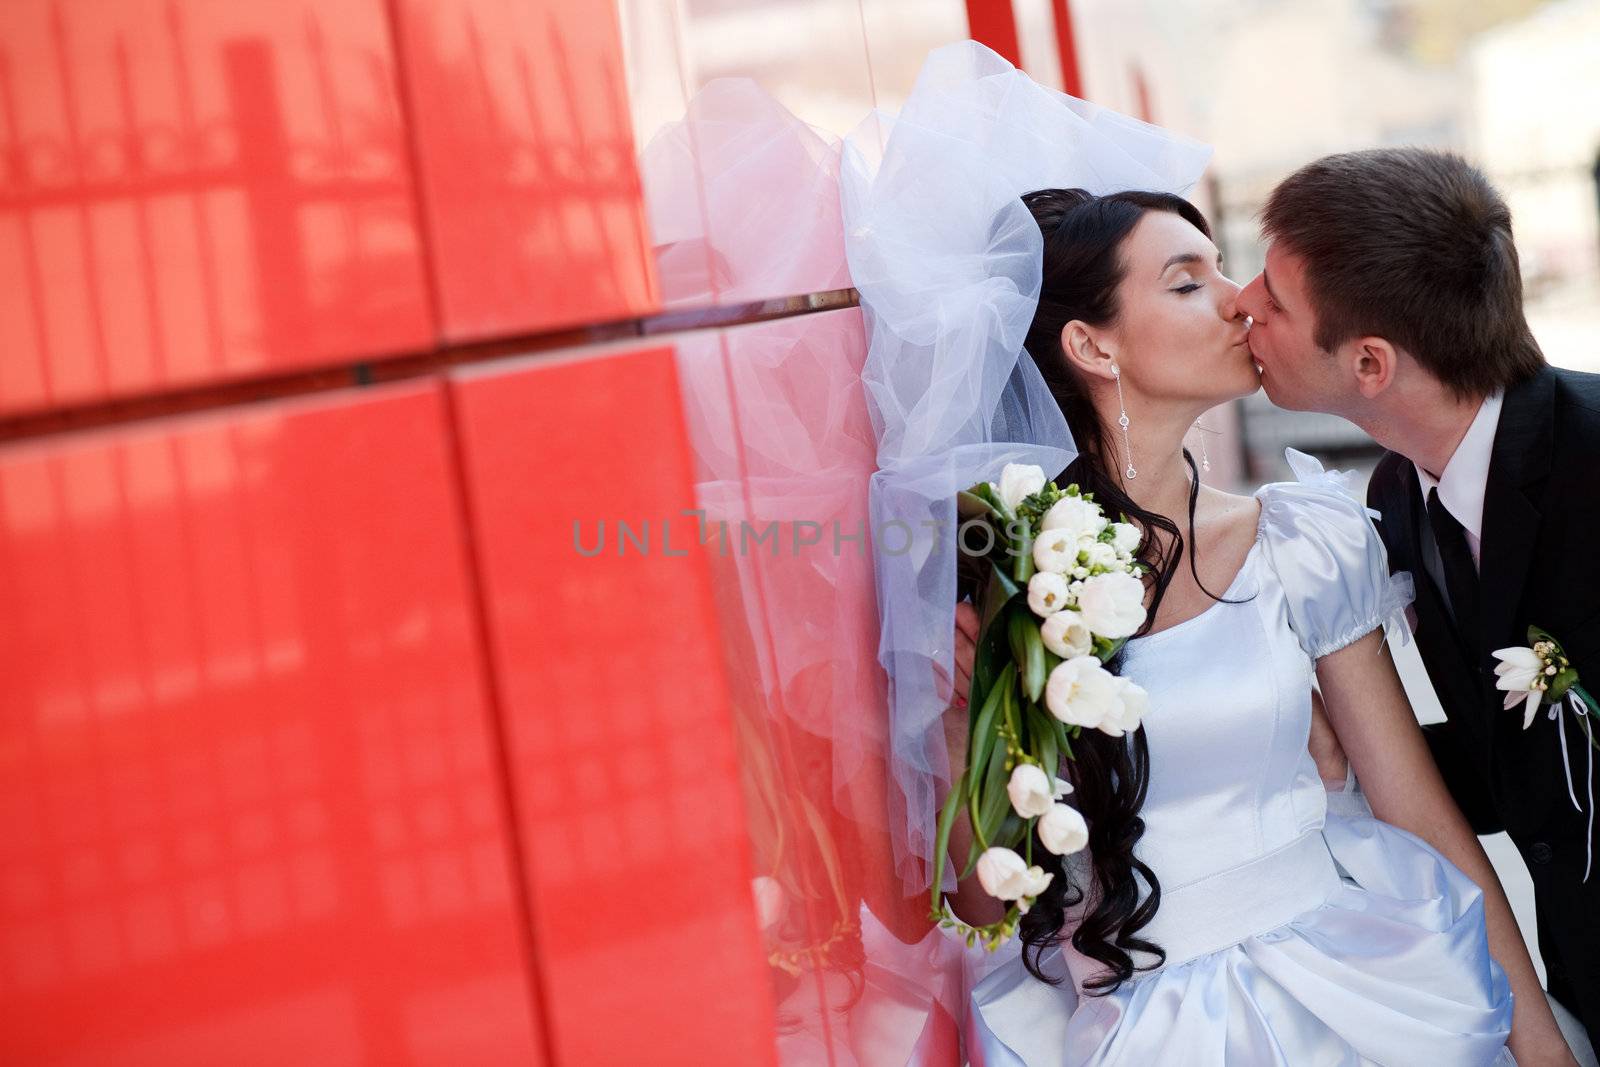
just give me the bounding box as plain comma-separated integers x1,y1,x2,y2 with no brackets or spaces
1261,147,1545,398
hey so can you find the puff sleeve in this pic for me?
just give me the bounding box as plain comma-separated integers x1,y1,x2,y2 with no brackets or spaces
1257,448,1415,660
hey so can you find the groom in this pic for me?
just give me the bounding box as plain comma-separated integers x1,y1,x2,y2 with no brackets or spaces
1237,146,1600,1055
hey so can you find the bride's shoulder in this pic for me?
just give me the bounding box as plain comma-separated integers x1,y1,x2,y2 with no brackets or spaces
1251,449,1414,660
1196,485,1263,536
1250,448,1376,533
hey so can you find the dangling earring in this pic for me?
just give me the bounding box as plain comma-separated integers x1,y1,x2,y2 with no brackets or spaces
1112,364,1136,480
1194,418,1213,473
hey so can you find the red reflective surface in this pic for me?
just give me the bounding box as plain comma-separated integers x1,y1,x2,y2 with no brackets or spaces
0,382,543,1065
0,0,435,417
393,0,658,341
673,311,969,1066
448,344,777,1067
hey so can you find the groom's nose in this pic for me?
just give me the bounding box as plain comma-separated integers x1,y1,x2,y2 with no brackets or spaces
1235,274,1267,320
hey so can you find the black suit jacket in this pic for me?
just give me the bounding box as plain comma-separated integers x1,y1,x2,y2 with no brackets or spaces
1367,364,1600,1048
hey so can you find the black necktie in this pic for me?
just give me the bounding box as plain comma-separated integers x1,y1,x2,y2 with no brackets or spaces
1427,487,1480,639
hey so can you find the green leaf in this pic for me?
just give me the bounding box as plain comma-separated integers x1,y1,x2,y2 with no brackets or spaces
967,481,1005,509
1010,611,1048,704
976,710,1012,849
1029,702,1060,793
930,769,970,912
961,835,984,879
971,591,1021,714
966,588,1004,723
989,560,1021,602
968,661,1014,797
1094,635,1128,663
1054,718,1075,761
958,488,1003,521
1527,624,1556,648
1012,518,1036,585
1549,667,1580,704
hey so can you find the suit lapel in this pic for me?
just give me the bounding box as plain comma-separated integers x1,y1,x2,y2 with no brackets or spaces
1479,368,1555,656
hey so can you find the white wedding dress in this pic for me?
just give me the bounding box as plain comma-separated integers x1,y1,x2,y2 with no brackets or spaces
966,450,1515,1066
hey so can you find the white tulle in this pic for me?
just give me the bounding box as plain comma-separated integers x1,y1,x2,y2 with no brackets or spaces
839,40,1214,896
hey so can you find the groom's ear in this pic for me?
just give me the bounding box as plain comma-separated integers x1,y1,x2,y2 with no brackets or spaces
1350,337,1398,399
1060,321,1116,380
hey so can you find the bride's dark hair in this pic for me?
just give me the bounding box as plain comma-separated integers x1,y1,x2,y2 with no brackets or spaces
1014,187,1223,994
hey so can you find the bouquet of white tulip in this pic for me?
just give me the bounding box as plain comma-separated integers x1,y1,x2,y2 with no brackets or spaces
932,462,1152,950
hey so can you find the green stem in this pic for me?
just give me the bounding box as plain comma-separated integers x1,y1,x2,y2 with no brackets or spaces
1570,685,1600,751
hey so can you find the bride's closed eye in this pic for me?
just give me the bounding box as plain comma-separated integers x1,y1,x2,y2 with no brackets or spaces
1172,282,1203,294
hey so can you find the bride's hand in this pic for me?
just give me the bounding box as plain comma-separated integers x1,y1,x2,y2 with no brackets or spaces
938,602,980,771
953,601,978,710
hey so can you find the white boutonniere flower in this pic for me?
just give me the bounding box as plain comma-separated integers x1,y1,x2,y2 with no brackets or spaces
1492,643,1548,729
1492,626,1599,882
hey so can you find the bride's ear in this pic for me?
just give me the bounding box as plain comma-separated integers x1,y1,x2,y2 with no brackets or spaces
1059,320,1118,382
1350,337,1398,399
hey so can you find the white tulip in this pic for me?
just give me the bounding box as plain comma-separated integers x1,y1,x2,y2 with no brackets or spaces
1033,528,1079,574
1077,571,1147,639
1038,803,1089,855
1040,609,1093,658
997,463,1047,513
1098,676,1151,737
976,847,1055,901
1041,494,1107,544
1006,763,1055,818
975,847,1024,898
1019,864,1054,898
1053,775,1074,798
1027,571,1072,617
1044,655,1121,729
1110,522,1142,556
1083,541,1119,572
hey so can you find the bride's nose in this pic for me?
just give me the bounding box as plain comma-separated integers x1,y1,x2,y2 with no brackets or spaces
1218,275,1247,321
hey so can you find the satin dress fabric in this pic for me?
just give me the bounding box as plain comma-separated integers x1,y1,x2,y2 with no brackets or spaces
967,450,1515,1066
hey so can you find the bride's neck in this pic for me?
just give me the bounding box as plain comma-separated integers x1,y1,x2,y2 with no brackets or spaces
1097,396,1203,524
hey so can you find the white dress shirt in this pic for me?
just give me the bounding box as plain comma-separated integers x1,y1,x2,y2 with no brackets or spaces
1413,390,1504,575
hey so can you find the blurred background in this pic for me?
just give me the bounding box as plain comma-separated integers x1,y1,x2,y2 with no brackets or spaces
1,0,1594,1063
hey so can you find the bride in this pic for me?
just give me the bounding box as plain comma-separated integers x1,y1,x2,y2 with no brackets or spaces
846,42,1576,1067
948,185,1571,1067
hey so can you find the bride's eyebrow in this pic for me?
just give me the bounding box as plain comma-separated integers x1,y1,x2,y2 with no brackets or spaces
1159,251,1223,277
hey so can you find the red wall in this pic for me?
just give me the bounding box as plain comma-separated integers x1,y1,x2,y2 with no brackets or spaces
0,0,1078,1063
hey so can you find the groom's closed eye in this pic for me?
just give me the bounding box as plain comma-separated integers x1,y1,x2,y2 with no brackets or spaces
1261,270,1286,314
